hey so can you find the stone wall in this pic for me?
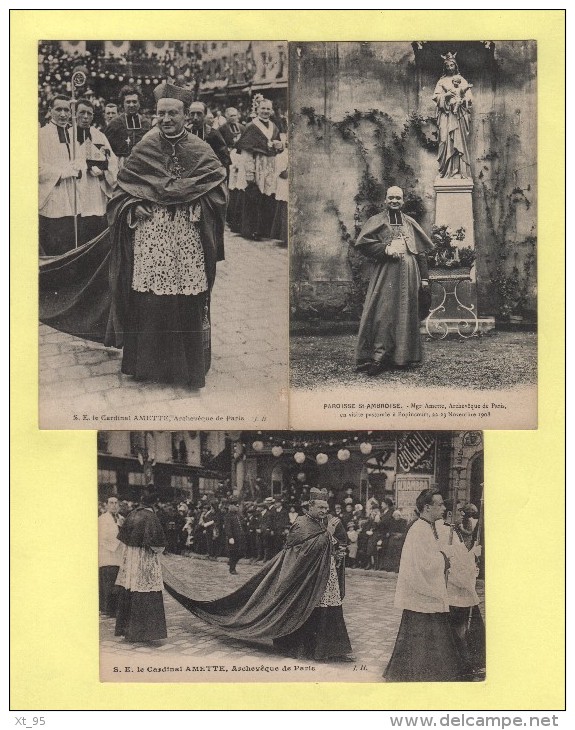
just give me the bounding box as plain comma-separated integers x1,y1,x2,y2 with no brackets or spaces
290,41,537,325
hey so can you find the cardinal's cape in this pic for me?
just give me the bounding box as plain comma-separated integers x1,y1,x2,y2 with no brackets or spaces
39,128,227,347
162,514,341,640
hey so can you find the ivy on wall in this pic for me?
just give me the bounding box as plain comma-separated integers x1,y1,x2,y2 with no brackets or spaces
294,106,433,319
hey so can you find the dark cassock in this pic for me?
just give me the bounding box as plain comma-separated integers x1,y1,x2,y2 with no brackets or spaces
162,488,354,662
105,83,227,388
219,120,246,149
223,503,245,574
354,189,434,371
104,112,151,162
235,113,283,240
114,504,168,643
187,124,231,171
384,511,469,682
219,120,246,232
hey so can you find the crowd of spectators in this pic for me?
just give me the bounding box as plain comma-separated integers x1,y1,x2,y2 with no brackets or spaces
38,42,281,129
98,479,477,575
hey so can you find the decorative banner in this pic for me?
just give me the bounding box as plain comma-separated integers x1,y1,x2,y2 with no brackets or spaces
105,41,131,57
397,432,436,474
60,41,86,55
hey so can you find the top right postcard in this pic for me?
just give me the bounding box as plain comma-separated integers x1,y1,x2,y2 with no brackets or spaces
289,41,537,430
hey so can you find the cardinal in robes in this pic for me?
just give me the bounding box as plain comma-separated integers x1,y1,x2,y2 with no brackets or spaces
354,186,434,375
104,81,227,388
384,488,469,682
235,97,283,240
162,487,356,662
114,491,168,643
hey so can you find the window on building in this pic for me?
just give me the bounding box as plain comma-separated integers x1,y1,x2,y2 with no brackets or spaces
98,469,117,486
97,432,110,453
130,432,146,457
128,471,146,486
171,433,188,464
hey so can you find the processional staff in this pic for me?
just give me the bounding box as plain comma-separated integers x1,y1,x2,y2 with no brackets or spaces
70,66,88,249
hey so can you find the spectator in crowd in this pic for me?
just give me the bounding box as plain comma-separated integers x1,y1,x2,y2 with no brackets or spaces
187,101,231,170
236,97,283,240
223,499,244,575
269,496,290,555
341,501,355,528
288,505,299,525
75,97,118,242
104,103,119,124
211,108,227,130
356,519,369,569
220,107,246,232
259,496,275,562
364,506,384,570
98,495,123,617
104,85,151,162
201,500,222,560
381,509,408,573
346,522,359,568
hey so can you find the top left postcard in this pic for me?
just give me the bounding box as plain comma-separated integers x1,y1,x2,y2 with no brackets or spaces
38,40,289,429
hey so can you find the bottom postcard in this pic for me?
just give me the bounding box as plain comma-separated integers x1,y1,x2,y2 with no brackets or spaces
98,429,485,683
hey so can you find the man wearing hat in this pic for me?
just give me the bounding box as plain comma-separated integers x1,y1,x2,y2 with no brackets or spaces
163,486,355,663
258,496,275,562
269,495,290,556
105,81,227,388
223,499,245,575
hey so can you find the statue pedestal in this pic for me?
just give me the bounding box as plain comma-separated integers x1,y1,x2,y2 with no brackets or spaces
425,177,494,338
433,177,475,247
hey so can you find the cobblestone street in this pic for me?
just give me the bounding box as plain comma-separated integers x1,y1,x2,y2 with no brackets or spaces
100,553,485,683
39,231,289,428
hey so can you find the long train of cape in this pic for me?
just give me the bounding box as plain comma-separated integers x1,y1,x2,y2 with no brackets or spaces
39,230,112,344
162,521,333,640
